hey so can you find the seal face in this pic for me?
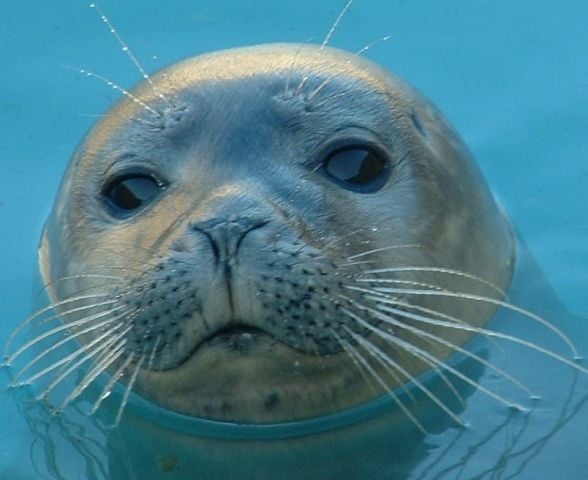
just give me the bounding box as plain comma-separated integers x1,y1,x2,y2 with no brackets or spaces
32,44,514,423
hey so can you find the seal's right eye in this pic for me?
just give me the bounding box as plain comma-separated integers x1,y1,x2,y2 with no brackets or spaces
103,174,165,215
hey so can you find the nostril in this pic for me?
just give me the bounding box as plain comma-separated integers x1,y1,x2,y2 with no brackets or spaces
170,238,191,252
189,217,268,265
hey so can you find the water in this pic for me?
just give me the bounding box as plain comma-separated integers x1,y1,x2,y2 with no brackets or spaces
1,1,586,478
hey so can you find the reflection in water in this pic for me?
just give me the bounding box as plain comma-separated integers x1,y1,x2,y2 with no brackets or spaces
4,246,587,480
410,373,586,480
8,388,110,480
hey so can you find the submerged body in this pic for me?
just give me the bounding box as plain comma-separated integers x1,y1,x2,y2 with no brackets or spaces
33,43,515,424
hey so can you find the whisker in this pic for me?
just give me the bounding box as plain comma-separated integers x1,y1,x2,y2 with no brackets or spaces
351,307,468,408
37,273,126,299
90,351,135,415
36,325,132,398
391,297,506,355
341,306,525,414
12,313,125,384
339,293,534,397
323,227,419,253
353,35,392,56
361,289,501,358
322,0,353,48
60,340,128,409
89,3,171,108
65,66,160,116
338,295,465,405
307,35,391,102
346,245,426,261
330,329,382,397
21,327,130,386
358,267,507,299
380,299,588,375
340,260,376,268
114,351,146,425
283,40,313,98
322,227,374,250
341,323,467,427
6,271,159,365
334,327,417,403
423,361,467,409
346,285,580,358
6,303,126,364
308,91,350,110
338,330,426,432
295,0,353,96
146,334,162,371
365,278,448,292
347,287,588,377
4,294,117,357
45,273,126,285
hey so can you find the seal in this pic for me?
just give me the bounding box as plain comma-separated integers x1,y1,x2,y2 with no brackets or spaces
11,43,517,425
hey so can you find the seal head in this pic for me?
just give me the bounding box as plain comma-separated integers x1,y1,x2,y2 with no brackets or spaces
39,44,514,423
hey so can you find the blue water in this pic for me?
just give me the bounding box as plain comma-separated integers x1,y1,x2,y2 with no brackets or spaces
1,1,586,478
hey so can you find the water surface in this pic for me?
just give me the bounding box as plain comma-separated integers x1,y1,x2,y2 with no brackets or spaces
1,1,586,478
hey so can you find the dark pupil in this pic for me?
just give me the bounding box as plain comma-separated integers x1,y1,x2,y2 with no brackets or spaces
325,147,385,186
108,176,160,210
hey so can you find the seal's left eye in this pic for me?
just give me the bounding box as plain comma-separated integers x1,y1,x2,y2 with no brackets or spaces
103,174,164,214
322,146,389,193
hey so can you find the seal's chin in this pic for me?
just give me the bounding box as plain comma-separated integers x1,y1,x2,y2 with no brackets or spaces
132,323,373,423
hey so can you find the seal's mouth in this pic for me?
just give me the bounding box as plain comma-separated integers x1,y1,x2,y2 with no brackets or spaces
201,325,274,351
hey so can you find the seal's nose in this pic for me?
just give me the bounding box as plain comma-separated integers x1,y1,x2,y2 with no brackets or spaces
189,217,267,267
